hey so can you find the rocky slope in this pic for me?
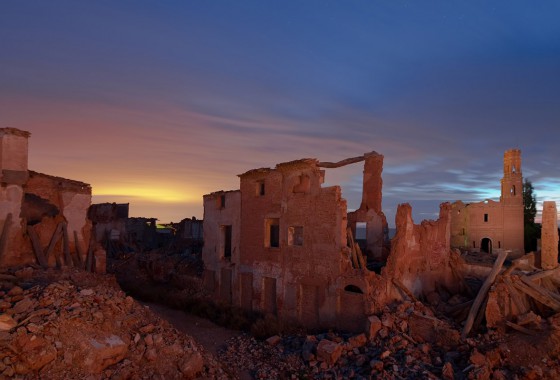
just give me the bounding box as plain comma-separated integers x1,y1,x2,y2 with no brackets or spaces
0,267,229,379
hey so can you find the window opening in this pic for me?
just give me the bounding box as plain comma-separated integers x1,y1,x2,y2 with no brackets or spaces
256,181,265,196
344,285,364,294
484,213,488,222
288,226,304,246
222,225,232,259
217,194,226,209
265,218,280,248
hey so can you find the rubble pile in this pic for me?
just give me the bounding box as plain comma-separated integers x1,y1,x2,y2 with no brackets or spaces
220,301,560,379
0,267,228,379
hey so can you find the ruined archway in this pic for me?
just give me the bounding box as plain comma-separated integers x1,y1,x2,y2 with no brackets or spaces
481,238,492,254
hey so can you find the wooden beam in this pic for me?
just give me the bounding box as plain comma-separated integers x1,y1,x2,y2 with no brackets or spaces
472,295,489,332
461,250,508,340
347,228,361,269
27,225,48,269
526,267,560,282
392,278,418,303
505,320,537,335
512,280,560,311
502,276,527,315
519,276,560,310
0,213,12,260
355,241,367,269
61,222,72,266
73,230,84,269
318,155,366,168
44,223,63,261
502,262,519,277
85,228,96,272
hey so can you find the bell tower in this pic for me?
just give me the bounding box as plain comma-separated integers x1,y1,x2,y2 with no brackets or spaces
500,149,523,205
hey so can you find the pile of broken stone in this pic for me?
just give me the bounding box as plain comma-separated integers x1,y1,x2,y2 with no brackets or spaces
0,267,228,379
219,301,560,379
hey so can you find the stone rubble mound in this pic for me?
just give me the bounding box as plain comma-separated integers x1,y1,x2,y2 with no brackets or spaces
0,267,229,379
220,301,560,379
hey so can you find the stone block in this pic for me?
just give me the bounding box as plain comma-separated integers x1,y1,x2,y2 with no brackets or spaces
366,315,382,339
317,339,343,365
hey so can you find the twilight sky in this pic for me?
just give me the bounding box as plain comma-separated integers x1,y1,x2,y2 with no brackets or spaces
2,1,559,226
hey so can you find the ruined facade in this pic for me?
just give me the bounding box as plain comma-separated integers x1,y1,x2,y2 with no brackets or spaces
0,128,103,271
89,203,130,243
450,149,524,256
203,152,459,331
173,217,204,254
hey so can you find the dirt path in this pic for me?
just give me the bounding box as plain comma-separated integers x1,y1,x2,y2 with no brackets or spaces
143,302,253,379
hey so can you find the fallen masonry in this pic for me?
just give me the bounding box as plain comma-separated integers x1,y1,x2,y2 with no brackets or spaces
217,301,560,379
2,135,560,379
0,267,228,379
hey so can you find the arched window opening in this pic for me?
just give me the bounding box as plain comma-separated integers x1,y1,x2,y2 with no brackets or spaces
511,185,516,196
344,285,364,294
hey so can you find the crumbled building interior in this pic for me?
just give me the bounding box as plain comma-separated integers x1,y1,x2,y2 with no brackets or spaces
0,128,104,272
3,133,560,378
203,152,467,331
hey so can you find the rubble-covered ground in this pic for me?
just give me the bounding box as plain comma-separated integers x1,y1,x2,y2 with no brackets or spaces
4,252,560,379
217,300,560,380
0,266,230,379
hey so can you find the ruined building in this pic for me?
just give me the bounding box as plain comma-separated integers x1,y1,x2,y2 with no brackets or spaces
450,149,524,256
0,128,104,271
203,152,460,331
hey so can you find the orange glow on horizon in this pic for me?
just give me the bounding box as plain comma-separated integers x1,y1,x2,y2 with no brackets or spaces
93,185,200,203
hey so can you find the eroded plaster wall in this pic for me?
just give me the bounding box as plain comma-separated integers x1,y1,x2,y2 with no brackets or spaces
0,127,99,271
202,190,241,302
384,202,457,297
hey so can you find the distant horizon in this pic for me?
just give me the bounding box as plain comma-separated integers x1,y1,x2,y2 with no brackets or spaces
3,1,559,227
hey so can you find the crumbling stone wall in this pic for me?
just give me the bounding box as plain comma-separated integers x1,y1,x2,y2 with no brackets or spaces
346,152,389,261
540,201,559,270
25,171,92,257
0,127,102,272
202,190,241,302
384,202,457,298
88,203,129,245
202,152,460,333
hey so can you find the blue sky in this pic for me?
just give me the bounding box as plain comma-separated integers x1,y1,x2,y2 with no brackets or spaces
1,1,559,225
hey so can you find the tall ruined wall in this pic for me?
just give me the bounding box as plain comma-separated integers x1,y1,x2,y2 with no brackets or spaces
0,127,102,272
237,161,348,326
202,152,478,333
201,190,241,302
541,201,559,269
348,152,388,260
24,172,92,261
384,203,457,297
